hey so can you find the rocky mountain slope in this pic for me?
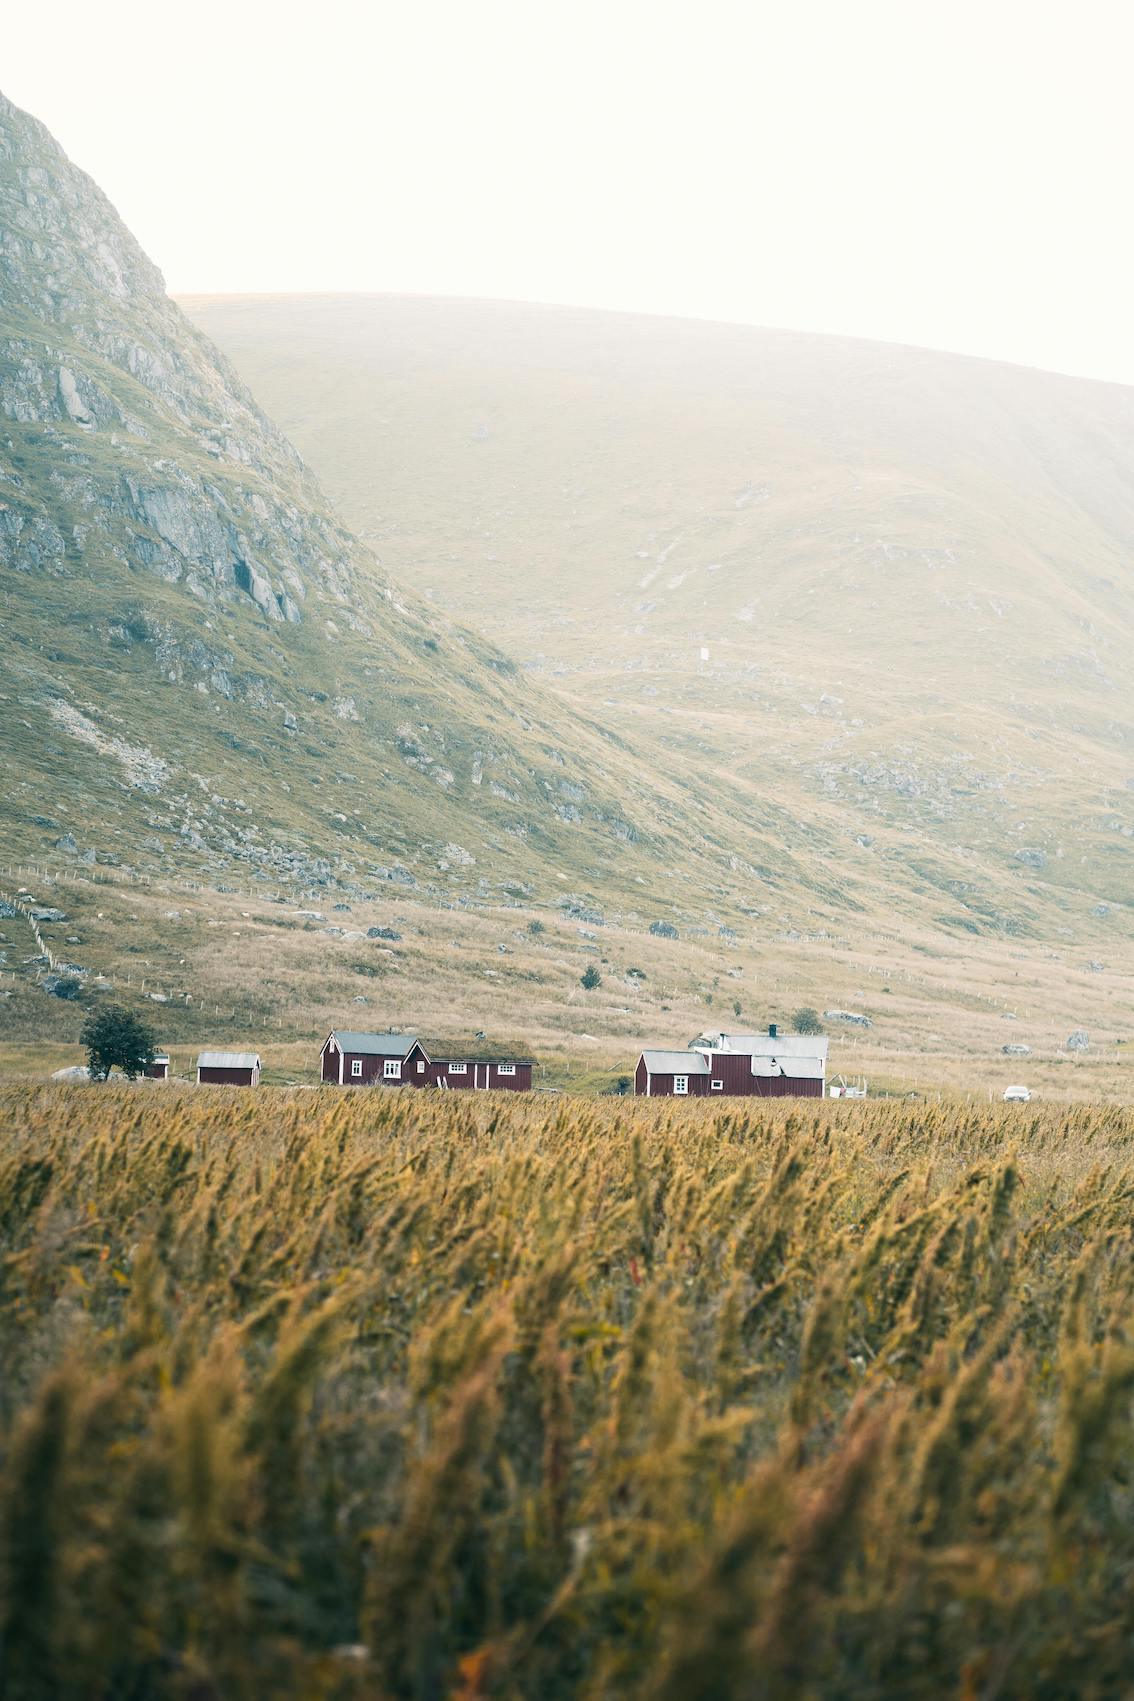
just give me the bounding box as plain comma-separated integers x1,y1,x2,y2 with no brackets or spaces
181,293,1134,943
0,91,808,917
1,88,1128,969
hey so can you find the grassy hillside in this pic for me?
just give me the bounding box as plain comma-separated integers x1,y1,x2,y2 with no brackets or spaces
3,1085,1134,1697
2,857,1129,1102
180,293,1134,933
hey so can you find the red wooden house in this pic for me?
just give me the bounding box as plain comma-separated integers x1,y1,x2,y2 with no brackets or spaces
321,1031,532,1091
145,1053,170,1081
636,1025,827,1098
427,1053,533,1091
321,1031,430,1086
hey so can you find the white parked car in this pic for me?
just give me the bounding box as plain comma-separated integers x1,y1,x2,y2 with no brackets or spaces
1002,1084,1031,1103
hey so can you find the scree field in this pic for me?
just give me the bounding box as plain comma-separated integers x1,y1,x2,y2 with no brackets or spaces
2,1084,1134,1699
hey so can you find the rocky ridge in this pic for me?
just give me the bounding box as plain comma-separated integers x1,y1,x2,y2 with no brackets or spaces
0,90,361,623
0,90,815,919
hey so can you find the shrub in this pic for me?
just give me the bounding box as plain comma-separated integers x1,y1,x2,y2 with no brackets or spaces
352,960,387,978
580,964,601,990
793,1006,823,1034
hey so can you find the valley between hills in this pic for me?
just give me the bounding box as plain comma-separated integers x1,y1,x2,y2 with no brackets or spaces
7,6,1134,1684
1,855,1129,1102
0,87,1129,1096
180,290,1134,956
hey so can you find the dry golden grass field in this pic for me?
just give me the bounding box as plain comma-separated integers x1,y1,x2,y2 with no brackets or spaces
2,1085,1134,1699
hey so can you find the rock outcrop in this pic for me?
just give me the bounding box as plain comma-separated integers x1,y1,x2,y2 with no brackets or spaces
0,90,733,906
0,91,365,622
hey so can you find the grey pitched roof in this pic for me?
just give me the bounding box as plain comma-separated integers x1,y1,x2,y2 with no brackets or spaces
197,1051,260,1069
700,1032,830,1059
639,1050,711,1074
329,1031,421,1057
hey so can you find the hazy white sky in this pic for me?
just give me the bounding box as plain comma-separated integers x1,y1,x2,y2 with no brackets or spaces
6,0,1133,383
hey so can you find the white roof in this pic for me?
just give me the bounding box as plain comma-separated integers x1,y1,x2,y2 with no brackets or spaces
697,1031,829,1060
640,1050,711,1074
197,1051,260,1069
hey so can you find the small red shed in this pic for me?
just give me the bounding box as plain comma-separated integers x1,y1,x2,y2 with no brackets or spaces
196,1050,261,1087
146,1053,170,1081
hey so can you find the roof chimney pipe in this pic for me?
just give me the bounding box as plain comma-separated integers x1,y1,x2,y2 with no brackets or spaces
768,1022,777,1039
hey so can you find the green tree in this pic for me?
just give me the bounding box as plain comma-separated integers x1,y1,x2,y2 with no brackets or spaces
580,965,601,991
79,1005,158,1081
793,1006,823,1035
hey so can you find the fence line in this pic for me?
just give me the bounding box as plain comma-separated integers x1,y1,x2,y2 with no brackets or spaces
0,885,61,972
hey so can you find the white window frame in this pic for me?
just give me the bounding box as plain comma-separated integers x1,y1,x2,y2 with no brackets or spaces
417,1059,426,1073
673,1075,689,1095
711,1079,723,1091
383,1058,401,1080
497,1063,516,1076
448,1061,468,1075
350,1058,363,1079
